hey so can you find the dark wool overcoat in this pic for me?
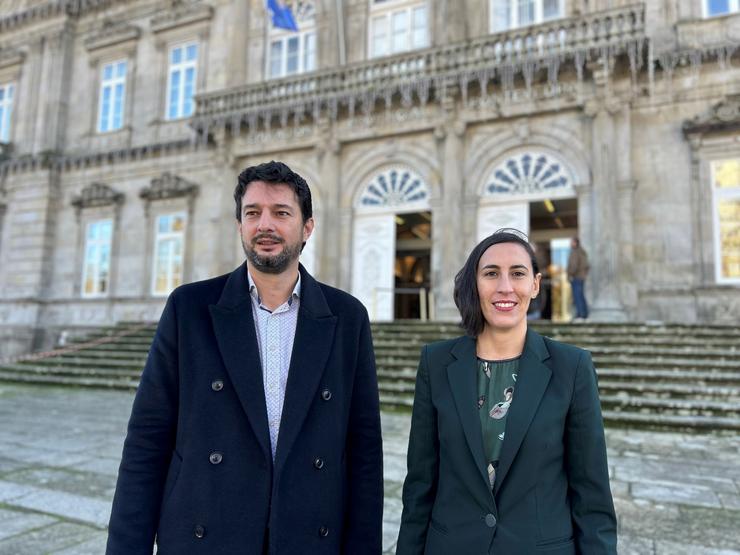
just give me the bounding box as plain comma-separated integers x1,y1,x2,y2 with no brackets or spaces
396,330,617,555
106,263,383,555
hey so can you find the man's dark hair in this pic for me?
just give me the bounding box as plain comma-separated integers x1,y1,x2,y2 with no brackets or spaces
453,228,540,337
234,161,313,222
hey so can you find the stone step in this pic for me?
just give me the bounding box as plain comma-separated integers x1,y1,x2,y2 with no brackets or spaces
56,350,148,361
0,364,141,380
373,356,740,373
373,323,740,336
16,356,144,370
599,395,740,416
376,367,740,385
0,370,138,390
377,396,740,432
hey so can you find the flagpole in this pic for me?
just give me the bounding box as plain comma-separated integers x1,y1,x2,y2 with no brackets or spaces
335,0,346,65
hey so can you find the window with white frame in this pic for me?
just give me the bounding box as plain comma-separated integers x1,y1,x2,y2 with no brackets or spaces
268,1,317,78
152,212,186,295
369,0,429,58
705,0,739,17
165,42,198,120
82,219,113,297
97,60,127,133
490,0,562,32
711,159,740,283
0,83,14,143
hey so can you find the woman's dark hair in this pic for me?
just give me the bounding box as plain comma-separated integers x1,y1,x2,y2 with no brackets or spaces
234,160,313,222
453,228,540,337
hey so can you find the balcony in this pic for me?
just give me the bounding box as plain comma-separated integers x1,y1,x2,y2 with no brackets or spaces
192,3,646,133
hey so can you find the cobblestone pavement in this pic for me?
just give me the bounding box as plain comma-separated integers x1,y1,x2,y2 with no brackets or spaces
0,384,739,554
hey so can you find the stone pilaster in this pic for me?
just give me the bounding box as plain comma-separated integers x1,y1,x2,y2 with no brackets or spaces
583,93,629,321
434,86,466,321
315,118,342,286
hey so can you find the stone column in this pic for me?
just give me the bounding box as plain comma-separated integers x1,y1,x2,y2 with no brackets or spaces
433,87,467,321
315,118,342,286
583,95,629,321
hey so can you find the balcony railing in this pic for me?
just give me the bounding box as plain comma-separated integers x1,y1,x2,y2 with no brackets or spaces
192,3,646,132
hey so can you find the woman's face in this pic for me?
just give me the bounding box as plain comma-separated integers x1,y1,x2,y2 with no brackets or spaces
477,242,541,334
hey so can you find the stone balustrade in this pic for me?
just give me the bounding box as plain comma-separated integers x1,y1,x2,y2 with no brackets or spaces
193,3,646,132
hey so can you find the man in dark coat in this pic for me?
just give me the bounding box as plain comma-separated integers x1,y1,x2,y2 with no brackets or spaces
106,161,383,554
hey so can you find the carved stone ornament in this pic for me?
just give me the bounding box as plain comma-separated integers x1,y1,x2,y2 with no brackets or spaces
683,95,740,136
151,0,214,33
84,21,141,52
139,173,199,201
71,182,125,209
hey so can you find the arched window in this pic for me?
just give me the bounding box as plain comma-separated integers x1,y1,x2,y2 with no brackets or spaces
267,1,317,79
485,151,574,197
359,167,430,207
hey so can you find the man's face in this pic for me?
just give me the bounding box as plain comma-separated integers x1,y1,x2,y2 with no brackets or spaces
238,181,314,275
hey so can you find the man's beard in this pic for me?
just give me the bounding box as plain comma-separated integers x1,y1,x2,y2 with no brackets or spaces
242,233,302,274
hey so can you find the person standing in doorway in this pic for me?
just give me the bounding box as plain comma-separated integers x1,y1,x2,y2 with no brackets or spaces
567,237,589,321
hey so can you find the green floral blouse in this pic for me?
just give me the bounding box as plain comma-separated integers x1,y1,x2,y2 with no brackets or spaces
476,356,520,490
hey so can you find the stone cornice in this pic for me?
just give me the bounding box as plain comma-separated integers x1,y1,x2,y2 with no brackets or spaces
0,48,26,70
139,172,199,201
71,182,124,209
0,139,203,175
150,1,213,34
0,0,134,33
683,95,740,136
84,20,141,51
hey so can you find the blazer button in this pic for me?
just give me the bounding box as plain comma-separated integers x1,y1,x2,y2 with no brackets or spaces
209,452,223,465
314,457,324,469
318,525,329,537
485,513,497,528
321,389,332,401
211,379,224,392
194,524,206,538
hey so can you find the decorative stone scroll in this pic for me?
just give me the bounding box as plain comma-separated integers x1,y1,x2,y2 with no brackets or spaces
139,172,199,201
71,182,124,209
151,0,213,33
84,20,141,51
485,152,574,197
359,168,429,207
683,95,740,136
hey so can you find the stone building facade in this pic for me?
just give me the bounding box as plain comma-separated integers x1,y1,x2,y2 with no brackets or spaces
0,0,739,357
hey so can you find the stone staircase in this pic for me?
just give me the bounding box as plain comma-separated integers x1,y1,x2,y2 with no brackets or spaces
1,321,739,432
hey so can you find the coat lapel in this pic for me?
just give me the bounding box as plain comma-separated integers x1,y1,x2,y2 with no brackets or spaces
494,330,552,496
274,266,337,472
447,336,491,493
209,263,272,463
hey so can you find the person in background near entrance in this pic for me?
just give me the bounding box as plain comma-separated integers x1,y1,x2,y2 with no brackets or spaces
567,237,590,322
396,228,616,555
106,161,383,555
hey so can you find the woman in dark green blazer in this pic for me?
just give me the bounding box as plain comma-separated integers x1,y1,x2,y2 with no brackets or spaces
397,230,617,555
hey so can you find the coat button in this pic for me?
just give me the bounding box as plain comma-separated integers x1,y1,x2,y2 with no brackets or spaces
485,513,497,528
314,457,324,469
211,379,224,391
321,389,332,401
318,525,329,537
209,452,223,465
194,524,206,538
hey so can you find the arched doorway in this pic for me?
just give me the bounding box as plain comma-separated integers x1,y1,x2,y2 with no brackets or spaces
478,150,578,321
352,167,432,321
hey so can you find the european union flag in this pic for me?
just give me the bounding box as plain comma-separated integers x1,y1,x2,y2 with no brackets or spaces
266,0,299,31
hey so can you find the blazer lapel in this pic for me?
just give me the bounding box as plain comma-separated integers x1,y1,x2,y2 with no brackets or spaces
447,336,492,493
494,329,552,496
209,263,272,463
274,266,337,471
